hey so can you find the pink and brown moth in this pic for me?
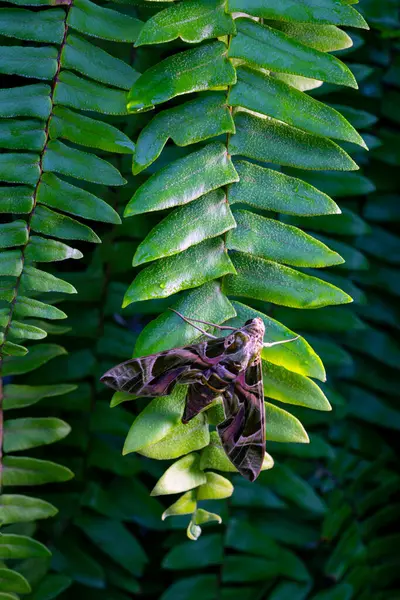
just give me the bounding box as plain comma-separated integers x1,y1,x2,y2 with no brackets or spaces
100,311,298,482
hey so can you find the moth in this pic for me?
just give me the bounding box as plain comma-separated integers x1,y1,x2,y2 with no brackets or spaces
101,311,298,482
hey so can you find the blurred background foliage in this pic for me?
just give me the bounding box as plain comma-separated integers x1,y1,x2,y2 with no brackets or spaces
0,0,399,598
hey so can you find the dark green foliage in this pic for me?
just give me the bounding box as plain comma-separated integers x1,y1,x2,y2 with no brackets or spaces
0,0,399,598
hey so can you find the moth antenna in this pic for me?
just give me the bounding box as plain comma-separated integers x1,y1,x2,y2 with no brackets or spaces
263,335,300,348
169,308,218,339
168,308,236,331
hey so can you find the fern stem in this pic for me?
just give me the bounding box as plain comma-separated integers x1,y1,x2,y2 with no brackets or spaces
0,4,71,357
0,1,72,487
214,32,235,594
221,31,234,312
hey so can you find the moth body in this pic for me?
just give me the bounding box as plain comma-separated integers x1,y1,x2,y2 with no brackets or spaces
101,317,267,481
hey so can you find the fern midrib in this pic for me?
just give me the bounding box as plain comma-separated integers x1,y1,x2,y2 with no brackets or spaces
0,2,72,489
217,29,234,600
222,30,234,288
0,5,71,358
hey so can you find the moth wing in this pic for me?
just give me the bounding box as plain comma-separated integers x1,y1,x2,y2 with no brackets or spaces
100,338,226,397
182,383,220,424
218,358,265,482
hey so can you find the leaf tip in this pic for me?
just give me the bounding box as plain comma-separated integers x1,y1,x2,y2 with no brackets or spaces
123,205,135,218
132,161,145,176
332,204,342,215
131,252,142,267
64,467,75,481
350,78,359,90
358,15,370,30
335,253,346,266
122,296,132,309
